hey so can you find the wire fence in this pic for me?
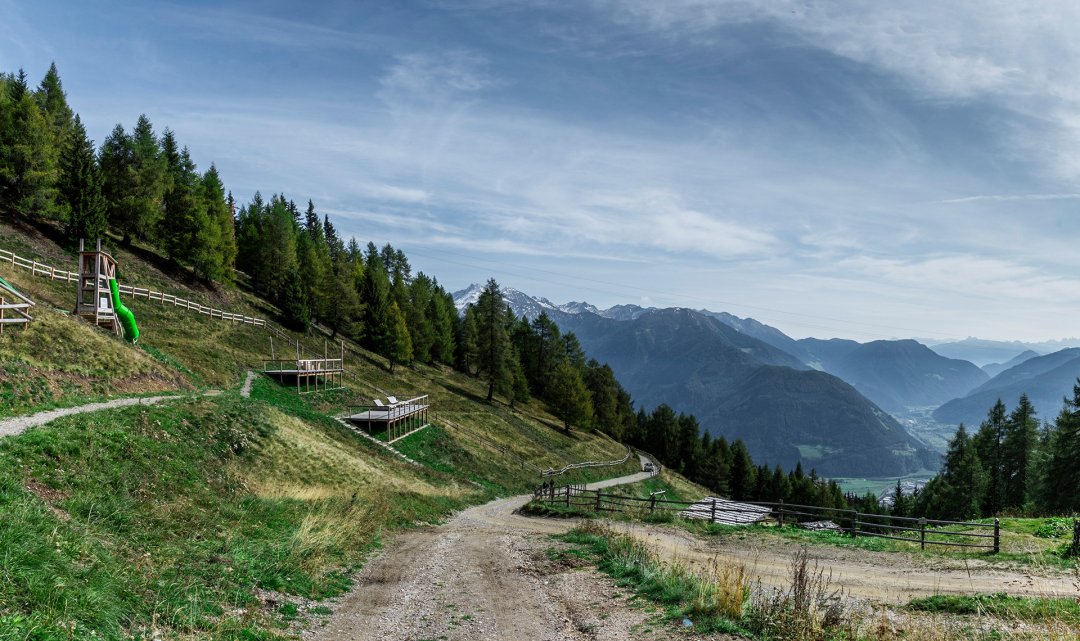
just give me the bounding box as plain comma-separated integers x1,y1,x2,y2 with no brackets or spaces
532,484,1001,553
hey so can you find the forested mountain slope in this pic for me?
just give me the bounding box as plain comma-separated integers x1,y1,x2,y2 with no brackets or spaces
559,307,936,476
934,348,1080,427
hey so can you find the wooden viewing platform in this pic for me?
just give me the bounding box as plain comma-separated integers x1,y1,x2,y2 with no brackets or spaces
263,358,345,394
347,395,431,443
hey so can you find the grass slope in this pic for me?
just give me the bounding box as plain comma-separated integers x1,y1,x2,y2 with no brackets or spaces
0,220,634,638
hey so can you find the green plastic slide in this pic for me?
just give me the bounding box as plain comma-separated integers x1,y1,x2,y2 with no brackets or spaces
108,278,139,343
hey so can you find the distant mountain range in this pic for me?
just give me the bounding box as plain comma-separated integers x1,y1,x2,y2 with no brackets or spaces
926,337,1080,367
982,350,1039,378
933,348,1080,427
452,284,1080,476
797,339,988,412
453,285,936,477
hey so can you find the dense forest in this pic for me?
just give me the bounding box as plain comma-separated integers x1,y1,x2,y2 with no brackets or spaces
907,385,1080,520
0,62,859,511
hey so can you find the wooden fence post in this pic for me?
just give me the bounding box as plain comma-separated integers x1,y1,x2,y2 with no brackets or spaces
710,498,717,523
650,493,656,515
919,517,927,550
993,518,1000,554
778,499,785,527
1072,519,1080,557
595,489,602,511
851,511,859,538
565,485,570,507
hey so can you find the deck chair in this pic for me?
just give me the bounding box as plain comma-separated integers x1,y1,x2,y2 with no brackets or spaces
373,399,387,408
387,396,400,405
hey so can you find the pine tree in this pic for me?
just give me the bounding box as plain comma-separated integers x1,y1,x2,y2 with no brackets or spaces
0,69,57,219
278,268,310,331
386,301,413,373
359,252,394,362
918,424,987,520
1002,394,1038,512
125,115,166,243
427,285,456,366
459,305,480,374
99,123,134,232
729,440,756,501
160,132,205,263
1039,380,1080,513
548,359,592,433
406,274,436,362
474,279,512,402
973,399,1008,515
198,164,236,282
59,115,107,244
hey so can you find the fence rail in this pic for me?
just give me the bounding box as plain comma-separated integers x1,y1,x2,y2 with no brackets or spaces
0,248,267,327
541,445,633,477
532,484,1000,553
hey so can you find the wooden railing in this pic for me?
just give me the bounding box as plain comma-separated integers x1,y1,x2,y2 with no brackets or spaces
532,484,1000,553
540,445,633,477
0,248,267,327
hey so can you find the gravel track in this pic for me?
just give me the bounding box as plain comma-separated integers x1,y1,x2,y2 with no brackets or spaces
0,395,180,438
240,371,257,398
307,452,1080,639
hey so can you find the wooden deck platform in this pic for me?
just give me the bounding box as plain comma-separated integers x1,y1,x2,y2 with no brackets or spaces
263,358,345,393
347,395,431,443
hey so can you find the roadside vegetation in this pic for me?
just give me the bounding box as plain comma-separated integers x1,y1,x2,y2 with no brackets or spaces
560,522,1080,640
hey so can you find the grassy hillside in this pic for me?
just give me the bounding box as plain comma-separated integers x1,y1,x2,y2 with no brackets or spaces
0,220,635,639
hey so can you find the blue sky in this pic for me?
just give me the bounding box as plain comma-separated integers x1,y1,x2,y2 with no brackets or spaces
4,0,1080,342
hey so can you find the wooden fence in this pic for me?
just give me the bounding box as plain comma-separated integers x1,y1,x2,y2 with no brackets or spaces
0,248,267,327
541,445,633,477
532,484,1000,553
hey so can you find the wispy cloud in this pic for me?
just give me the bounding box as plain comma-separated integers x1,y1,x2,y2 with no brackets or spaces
933,193,1080,204
378,50,498,104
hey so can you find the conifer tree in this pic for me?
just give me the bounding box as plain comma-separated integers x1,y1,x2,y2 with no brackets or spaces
0,68,56,219
459,305,480,375
729,440,756,501
99,123,134,232
278,268,310,331
36,62,73,147
1039,381,1080,513
474,279,512,401
359,252,394,361
125,115,166,243
1002,394,1038,511
386,301,413,373
918,424,986,520
59,115,106,243
548,359,592,432
427,285,456,366
973,399,1008,515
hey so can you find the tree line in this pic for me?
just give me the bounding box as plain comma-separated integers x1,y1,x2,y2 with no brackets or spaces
901,385,1080,520
0,65,237,282
1,63,857,512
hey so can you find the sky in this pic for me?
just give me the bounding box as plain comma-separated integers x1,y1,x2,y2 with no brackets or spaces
3,0,1080,342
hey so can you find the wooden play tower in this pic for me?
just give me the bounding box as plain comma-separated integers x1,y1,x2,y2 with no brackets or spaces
75,238,119,334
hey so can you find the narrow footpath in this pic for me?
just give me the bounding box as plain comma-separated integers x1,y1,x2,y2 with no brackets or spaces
0,395,180,438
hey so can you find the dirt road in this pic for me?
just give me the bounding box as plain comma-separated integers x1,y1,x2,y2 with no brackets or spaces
307,457,1078,640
